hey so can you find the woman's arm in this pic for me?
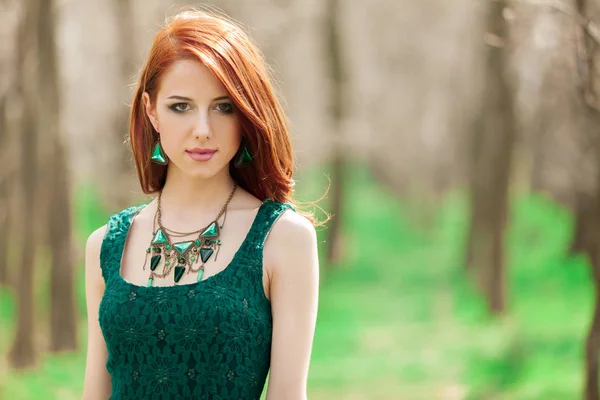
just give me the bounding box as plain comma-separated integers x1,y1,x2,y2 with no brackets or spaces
265,212,319,400
81,225,112,400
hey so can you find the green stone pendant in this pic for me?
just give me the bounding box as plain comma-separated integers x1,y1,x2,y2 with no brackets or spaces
200,248,214,263
201,222,219,238
152,229,167,244
174,241,193,255
150,255,161,271
196,269,204,282
174,265,186,283
151,142,168,165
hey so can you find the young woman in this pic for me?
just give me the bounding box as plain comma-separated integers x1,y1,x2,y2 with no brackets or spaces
82,9,320,400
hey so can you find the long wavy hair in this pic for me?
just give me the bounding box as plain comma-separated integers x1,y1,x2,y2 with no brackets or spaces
129,10,303,210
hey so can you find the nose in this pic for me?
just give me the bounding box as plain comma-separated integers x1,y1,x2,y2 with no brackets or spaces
193,108,211,139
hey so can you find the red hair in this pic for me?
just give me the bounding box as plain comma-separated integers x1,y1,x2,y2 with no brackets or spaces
129,10,297,206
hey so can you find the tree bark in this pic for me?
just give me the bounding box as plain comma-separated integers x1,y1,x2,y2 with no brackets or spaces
584,113,600,398
464,0,516,314
570,0,597,259
8,0,40,369
569,193,595,256
0,92,9,287
325,0,345,264
99,0,136,211
48,139,78,352
36,0,78,353
574,0,600,396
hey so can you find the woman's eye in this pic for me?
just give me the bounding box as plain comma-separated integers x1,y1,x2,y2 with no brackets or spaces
169,103,190,112
214,102,234,114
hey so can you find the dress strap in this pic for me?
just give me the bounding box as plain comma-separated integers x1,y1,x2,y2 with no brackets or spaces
245,199,295,258
99,205,145,283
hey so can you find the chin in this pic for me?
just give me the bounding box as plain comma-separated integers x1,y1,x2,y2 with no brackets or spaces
184,162,232,181
183,167,220,180
168,154,232,181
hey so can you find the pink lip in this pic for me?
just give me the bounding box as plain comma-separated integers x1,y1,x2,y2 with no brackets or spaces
186,148,216,162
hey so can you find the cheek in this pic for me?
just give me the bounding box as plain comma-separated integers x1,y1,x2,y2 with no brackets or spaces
158,111,190,132
157,113,191,142
155,115,186,156
215,118,242,147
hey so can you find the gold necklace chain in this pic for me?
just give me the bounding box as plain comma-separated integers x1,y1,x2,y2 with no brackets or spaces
156,183,238,235
153,212,207,237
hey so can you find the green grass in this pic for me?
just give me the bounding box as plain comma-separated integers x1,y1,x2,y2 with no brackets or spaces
0,165,595,399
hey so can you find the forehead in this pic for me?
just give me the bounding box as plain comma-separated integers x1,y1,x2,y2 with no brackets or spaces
157,58,227,98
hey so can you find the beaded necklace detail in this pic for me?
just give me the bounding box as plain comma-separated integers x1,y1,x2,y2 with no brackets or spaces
143,183,238,286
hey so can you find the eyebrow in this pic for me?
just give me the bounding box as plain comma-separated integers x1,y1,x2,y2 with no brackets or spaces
167,95,230,102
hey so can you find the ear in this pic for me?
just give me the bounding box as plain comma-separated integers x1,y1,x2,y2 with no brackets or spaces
142,92,159,132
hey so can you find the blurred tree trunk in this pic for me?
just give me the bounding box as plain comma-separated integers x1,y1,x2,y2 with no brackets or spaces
571,0,600,260
101,0,136,211
0,1,18,289
9,0,40,369
573,0,600,397
325,0,345,264
464,0,515,314
585,140,600,400
48,143,78,352
570,193,595,255
583,114,600,400
37,0,78,352
0,93,9,287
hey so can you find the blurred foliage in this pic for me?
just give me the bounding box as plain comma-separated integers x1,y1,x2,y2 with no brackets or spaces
0,164,594,399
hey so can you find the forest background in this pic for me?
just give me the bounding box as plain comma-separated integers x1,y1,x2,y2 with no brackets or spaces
3,0,600,399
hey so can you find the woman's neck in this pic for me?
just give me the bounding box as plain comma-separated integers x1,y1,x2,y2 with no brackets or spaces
157,166,237,227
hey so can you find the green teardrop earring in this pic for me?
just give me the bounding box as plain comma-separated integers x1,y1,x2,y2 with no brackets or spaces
234,138,252,168
151,141,168,165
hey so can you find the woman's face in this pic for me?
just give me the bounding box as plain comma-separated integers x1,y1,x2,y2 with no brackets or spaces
143,59,242,181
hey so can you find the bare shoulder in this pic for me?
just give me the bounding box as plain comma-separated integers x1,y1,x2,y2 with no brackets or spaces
86,224,108,256
269,209,316,244
85,224,108,294
264,209,318,274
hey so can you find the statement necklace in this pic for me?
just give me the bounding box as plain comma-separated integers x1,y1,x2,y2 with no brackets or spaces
143,183,238,287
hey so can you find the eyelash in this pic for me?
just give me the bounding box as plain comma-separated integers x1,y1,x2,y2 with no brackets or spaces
168,102,235,114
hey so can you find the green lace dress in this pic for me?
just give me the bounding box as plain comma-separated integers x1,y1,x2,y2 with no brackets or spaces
98,199,293,400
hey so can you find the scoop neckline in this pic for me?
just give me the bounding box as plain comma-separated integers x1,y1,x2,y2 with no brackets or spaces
115,199,272,290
